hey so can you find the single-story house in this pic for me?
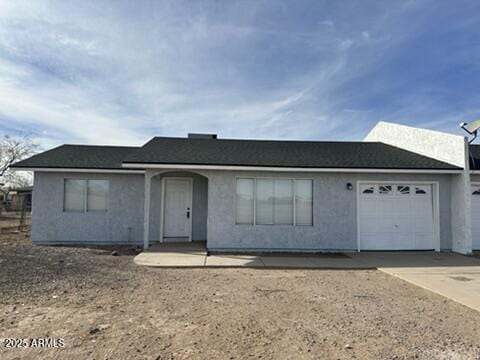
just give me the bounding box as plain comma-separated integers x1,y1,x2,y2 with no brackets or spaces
10,121,480,254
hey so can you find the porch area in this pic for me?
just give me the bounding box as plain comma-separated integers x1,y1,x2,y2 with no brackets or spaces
143,170,209,249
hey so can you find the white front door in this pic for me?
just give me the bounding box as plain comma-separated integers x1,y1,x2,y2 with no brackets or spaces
358,183,436,250
163,178,192,241
471,184,480,250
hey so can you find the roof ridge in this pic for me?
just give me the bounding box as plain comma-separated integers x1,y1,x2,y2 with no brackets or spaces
151,136,381,144
61,144,141,148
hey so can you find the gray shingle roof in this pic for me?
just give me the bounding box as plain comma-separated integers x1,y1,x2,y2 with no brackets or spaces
11,145,140,170
122,137,460,170
11,138,461,171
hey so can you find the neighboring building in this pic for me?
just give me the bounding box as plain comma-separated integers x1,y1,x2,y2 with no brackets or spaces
1,186,33,212
10,122,479,254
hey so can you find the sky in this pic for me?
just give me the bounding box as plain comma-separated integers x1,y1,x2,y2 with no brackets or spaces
0,0,479,150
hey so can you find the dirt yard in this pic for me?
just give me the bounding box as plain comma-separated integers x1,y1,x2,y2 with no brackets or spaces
1,233,479,360
0,212,31,233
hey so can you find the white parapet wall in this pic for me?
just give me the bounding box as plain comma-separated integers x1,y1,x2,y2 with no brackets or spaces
365,121,472,254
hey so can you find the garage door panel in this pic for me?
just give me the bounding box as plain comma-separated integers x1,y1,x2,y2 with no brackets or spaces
359,199,378,213
395,199,412,213
413,200,432,214
359,183,435,251
414,233,435,250
396,233,415,249
395,216,413,230
361,232,392,250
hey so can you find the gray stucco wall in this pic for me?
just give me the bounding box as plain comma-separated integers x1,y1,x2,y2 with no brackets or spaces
32,172,145,244
32,171,208,245
32,170,454,251
205,171,453,251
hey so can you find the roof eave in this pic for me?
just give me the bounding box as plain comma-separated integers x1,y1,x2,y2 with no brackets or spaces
121,162,462,174
10,166,145,174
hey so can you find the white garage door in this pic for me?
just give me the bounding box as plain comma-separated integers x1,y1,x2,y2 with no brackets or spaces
359,183,436,250
471,184,480,250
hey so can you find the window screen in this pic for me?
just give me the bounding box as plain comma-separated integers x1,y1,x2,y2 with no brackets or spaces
295,180,313,225
64,180,86,212
87,180,109,211
236,178,254,224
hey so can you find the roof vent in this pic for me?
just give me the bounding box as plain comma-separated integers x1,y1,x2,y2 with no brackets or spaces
188,133,217,139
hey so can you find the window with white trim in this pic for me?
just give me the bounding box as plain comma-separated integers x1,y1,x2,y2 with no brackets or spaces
235,178,313,226
64,179,109,212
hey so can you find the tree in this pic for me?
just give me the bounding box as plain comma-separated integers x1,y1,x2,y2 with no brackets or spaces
0,134,38,188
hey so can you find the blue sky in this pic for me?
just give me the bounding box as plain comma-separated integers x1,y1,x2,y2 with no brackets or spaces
0,0,479,149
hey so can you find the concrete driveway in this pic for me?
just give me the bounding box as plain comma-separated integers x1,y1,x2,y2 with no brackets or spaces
352,252,480,312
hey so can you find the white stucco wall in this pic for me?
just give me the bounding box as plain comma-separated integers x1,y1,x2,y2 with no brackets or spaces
365,121,471,254
365,121,467,167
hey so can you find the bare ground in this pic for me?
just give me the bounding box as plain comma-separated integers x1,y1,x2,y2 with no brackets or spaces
0,212,31,233
0,233,479,360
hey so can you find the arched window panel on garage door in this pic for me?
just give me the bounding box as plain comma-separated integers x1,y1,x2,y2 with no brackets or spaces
396,185,410,195
360,184,375,195
378,185,393,195
415,185,430,195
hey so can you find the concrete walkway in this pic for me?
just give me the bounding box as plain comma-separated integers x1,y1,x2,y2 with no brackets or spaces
134,243,371,269
134,245,480,312
133,242,208,267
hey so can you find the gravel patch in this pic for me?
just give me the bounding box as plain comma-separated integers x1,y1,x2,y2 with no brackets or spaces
1,233,479,359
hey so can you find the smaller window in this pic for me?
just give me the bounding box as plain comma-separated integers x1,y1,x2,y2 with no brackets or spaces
397,185,410,195
473,188,480,195
378,185,392,195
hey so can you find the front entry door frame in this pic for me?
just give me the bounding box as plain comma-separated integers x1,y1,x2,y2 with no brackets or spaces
160,177,193,242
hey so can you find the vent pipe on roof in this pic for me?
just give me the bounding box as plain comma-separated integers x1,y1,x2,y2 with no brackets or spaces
187,133,217,139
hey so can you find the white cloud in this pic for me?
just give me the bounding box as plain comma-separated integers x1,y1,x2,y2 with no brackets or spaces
0,0,476,149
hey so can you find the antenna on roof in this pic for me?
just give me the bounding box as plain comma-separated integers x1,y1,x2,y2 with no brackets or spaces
460,119,480,143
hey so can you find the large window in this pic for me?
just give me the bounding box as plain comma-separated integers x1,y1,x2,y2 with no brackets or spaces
235,178,313,226
64,179,109,212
